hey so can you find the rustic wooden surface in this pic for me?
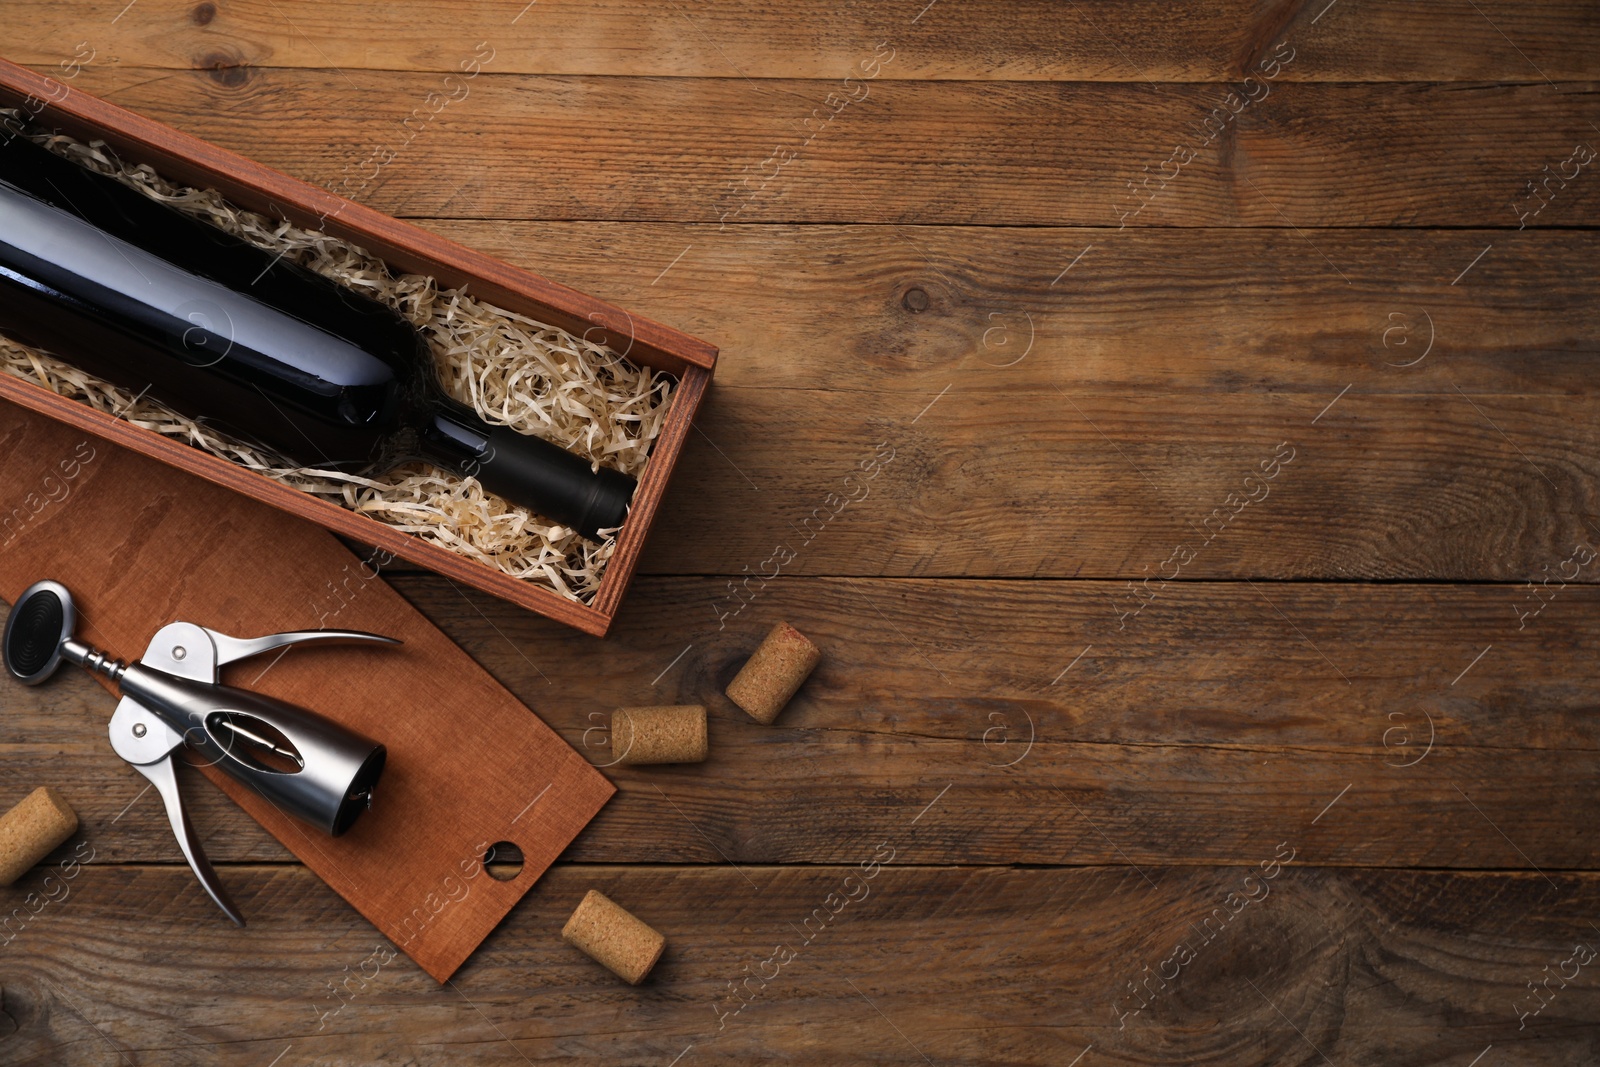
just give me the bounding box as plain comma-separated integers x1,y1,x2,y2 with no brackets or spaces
2,1,1599,1063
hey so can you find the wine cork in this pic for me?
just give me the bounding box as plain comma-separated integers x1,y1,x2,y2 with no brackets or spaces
0,787,79,886
726,621,821,724
612,705,708,765
561,889,666,985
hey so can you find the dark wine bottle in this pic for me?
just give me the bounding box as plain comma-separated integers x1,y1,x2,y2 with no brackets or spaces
0,129,634,540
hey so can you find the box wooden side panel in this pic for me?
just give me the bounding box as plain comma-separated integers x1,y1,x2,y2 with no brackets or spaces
594,365,711,619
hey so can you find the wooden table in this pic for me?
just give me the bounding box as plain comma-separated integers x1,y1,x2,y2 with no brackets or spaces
4,2,1599,1063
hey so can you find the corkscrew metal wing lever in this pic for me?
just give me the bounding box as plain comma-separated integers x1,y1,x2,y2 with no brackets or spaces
3,579,397,926
106,699,242,924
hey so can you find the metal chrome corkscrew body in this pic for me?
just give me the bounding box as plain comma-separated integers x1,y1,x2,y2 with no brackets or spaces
2,579,398,925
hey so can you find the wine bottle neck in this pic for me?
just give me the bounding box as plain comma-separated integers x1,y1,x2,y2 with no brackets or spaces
408,398,636,539
413,400,494,471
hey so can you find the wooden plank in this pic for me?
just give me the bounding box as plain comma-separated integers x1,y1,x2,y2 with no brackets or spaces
9,0,1598,81
1,864,1596,1064
41,66,1600,226
10,575,1599,869
415,221,1600,397
644,390,1597,580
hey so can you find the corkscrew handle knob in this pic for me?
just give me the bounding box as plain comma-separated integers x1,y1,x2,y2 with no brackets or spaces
2,579,76,686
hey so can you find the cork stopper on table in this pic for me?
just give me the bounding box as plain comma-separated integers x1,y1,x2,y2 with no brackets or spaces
0,786,79,886
561,889,666,985
725,621,821,724
612,705,708,765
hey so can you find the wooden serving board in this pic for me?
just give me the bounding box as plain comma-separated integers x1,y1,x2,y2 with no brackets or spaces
0,397,614,982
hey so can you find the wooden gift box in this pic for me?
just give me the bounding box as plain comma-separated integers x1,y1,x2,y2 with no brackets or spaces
0,56,715,636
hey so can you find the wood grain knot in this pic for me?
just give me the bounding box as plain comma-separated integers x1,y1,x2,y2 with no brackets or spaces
902,287,931,312
196,52,250,88
191,2,216,25
0,983,24,1039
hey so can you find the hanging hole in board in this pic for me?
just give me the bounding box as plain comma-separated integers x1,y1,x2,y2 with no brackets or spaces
484,840,524,881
